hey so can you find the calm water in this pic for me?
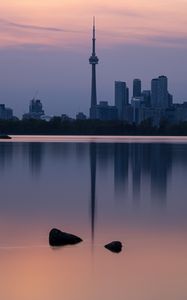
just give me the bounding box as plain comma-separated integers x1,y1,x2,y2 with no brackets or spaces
0,136,187,300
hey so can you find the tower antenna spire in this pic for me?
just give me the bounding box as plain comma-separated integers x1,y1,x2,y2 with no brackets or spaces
92,16,96,55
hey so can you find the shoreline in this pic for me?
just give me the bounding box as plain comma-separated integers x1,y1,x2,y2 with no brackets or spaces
2,135,187,143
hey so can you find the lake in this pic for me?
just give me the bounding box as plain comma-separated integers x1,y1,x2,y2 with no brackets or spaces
0,136,187,300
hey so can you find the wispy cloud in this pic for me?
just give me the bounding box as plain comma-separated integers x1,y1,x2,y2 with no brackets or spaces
0,18,88,50
0,19,82,33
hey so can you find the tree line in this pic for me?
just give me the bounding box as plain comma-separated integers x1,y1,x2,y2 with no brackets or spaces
1,118,187,135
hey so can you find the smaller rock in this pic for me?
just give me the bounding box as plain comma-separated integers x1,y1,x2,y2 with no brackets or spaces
49,228,83,247
104,241,122,253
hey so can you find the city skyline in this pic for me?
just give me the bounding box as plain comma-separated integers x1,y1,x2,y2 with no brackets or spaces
0,20,184,126
0,73,175,120
0,0,187,117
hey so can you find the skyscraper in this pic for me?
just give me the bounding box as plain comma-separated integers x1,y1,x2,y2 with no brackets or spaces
115,81,129,120
133,79,141,97
0,104,13,120
29,99,44,115
23,98,44,120
158,75,168,109
89,17,99,119
142,90,151,107
151,78,159,107
151,76,169,108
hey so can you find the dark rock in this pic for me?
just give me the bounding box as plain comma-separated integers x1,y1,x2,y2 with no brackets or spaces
104,241,122,253
49,228,83,247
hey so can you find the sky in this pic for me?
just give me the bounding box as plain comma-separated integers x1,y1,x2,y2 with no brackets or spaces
1,0,187,117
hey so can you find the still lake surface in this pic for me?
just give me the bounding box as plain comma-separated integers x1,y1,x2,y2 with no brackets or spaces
0,136,187,300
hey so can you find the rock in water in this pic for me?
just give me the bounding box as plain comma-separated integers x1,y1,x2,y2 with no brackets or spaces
49,228,83,247
104,241,122,253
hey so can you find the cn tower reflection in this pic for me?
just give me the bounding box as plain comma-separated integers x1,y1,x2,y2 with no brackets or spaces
89,143,97,249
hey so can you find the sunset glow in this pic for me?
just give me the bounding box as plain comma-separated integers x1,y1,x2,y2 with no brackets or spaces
1,0,187,49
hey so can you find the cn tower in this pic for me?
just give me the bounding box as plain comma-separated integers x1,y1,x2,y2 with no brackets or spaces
89,17,99,119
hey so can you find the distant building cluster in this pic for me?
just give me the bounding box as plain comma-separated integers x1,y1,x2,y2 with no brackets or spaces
0,104,13,120
23,99,44,120
89,75,187,127
87,20,187,127
22,98,51,121
114,76,175,126
86,73,180,126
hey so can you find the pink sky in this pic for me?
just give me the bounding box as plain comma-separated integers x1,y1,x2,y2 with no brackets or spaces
1,0,187,49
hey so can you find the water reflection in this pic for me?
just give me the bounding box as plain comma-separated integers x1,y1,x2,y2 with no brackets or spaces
131,144,142,205
113,143,173,207
28,143,44,176
0,143,13,171
76,143,87,161
90,143,97,247
0,141,187,217
150,144,172,207
97,143,114,172
0,139,187,300
114,144,129,198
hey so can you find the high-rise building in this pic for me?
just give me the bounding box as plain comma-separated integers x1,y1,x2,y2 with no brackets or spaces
151,76,169,109
168,93,173,107
89,17,99,119
151,78,159,107
29,99,44,115
95,101,118,121
158,75,168,109
131,97,145,124
115,81,129,120
142,90,151,107
133,79,141,97
126,87,129,104
23,98,44,120
0,104,13,120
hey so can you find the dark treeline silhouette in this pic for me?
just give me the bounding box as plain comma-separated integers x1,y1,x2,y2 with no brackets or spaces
2,118,187,135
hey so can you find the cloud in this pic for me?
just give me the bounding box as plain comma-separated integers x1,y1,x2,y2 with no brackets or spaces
0,19,82,33
0,16,186,50
0,18,85,50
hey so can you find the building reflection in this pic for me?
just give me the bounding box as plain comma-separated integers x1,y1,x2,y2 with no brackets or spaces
130,144,142,205
150,144,172,207
114,143,129,198
0,140,184,219
28,143,44,176
50,143,73,159
75,143,87,161
88,141,174,230
0,142,13,171
97,143,114,172
89,143,97,249
113,143,173,208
